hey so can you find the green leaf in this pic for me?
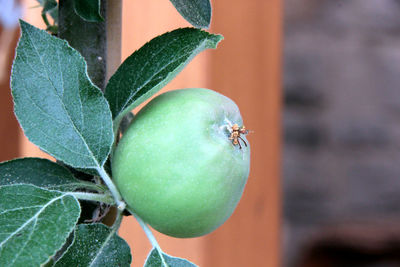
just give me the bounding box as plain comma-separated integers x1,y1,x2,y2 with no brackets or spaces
0,158,97,192
73,0,104,22
55,224,131,267
0,184,81,267
11,21,114,169
169,0,211,28
144,248,198,267
104,28,223,126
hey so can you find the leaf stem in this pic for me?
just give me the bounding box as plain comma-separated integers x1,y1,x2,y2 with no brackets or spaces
41,13,50,27
78,181,108,193
70,192,115,205
95,166,126,211
129,208,167,266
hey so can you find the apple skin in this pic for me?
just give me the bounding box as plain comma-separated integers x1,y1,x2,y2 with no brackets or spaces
112,88,250,238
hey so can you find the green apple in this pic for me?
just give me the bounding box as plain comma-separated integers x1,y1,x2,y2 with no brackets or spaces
112,88,250,238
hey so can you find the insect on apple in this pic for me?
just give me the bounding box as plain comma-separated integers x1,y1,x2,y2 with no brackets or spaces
229,123,249,149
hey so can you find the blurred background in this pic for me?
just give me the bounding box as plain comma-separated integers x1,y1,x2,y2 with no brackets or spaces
284,0,400,266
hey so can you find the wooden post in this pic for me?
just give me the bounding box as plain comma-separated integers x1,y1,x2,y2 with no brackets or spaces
105,0,122,82
58,0,107,91
58,0,122,90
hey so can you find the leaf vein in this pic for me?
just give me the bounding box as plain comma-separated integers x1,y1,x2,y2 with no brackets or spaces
23,27,100,167
0,194,66,248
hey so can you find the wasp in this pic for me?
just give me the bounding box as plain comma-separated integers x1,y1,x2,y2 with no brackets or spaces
229,124,249,149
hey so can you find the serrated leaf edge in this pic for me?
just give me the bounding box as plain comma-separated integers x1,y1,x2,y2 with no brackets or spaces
0,184,81,266
12,21,113,169
55,223,131,267
0,157,94,191
145,247,199,267
107,27,223,129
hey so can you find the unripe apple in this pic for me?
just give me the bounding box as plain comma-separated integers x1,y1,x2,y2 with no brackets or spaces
112,88,250,238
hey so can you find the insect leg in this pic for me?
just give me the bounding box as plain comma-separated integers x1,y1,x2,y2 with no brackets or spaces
238,136,247,147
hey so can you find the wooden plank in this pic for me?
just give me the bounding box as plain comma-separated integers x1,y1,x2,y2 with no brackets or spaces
0,26,20,162
19,0,52,159
204,1,282,266
118,2,209,266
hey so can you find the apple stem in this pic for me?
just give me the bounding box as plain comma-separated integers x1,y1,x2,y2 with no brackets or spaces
96,166,126,211
129,209,168,266
70,192,115,205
